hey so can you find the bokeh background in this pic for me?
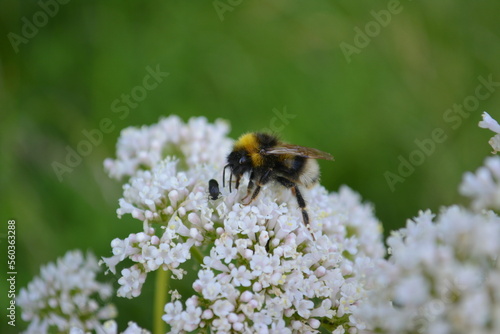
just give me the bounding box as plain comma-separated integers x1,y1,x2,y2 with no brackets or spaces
1,0,499,331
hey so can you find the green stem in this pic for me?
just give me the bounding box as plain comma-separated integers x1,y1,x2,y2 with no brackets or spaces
152,247,202,334
153,268,169,334
320,324,334,332
190,246,204,264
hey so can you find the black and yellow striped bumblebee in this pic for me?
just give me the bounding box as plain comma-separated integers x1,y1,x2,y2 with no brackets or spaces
223,132,333,226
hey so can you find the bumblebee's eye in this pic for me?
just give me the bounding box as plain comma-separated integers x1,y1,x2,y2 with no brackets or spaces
239,156,247,164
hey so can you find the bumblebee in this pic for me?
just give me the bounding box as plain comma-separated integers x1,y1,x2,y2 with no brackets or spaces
208,179,221,200
223,132,333,226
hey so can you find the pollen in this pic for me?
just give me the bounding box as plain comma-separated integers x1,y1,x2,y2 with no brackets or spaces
317,211,329,219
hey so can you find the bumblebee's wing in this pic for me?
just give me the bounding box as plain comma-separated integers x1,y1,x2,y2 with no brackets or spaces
263,144,334,160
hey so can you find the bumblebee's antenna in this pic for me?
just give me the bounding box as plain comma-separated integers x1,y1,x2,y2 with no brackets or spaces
223,165,227,187
223,164,232,191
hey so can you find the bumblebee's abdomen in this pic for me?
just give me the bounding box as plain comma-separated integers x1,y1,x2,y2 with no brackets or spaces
277,156,319,188
299,159,319,188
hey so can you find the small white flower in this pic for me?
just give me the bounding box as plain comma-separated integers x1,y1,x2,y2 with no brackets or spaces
250,253,273,277
212,300,235,317
460,156,500,211
121,321,151,334
202,281,223,301
479,112,500,153
231,266,253,287
162,300,183,323
479,112,500,133
215,237,237,264
180,297,202,331
393,274,430,306
117,265,146,299
295,299,314,319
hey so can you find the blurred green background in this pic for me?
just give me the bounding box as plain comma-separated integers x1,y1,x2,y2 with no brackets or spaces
1,0,499,331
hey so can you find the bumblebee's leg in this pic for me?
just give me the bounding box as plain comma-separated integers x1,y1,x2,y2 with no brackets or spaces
242,169,272,206
235,175,241,190
241,171,256,202
276,177,309,226
292,186,309,226
242,185,262,206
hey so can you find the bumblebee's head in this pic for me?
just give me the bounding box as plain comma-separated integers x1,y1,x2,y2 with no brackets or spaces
224,149,253,191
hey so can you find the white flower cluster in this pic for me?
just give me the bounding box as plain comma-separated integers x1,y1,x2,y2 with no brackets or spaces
460,156,500,211
104,116,232,180
103,115,386,333
162,185,384,333
358,112,500,334
101,158,220,298
358,206,500,334
69,320,150,334
460,112,500,211
18,250,117,334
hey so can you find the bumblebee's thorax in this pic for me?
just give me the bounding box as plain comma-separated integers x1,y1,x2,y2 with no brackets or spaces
234,133,278,167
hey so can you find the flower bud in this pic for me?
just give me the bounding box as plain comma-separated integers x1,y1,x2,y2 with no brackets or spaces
248,299,259,309
227,312,238,323
202,309,214,319
314,266,326,277
240,291,253,302
308,318,320,329
150,235,160,245
188,213,201,225
168,190,179,207
259,231,269,246
233,322,243,331
178,207,186,216
243,249,253,259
